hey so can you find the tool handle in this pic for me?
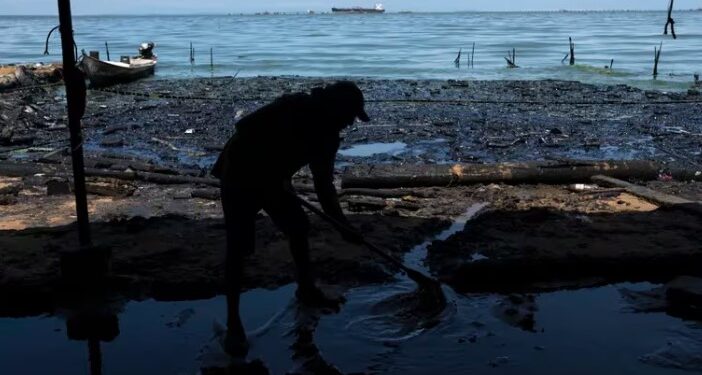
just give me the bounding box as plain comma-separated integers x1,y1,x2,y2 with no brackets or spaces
291,194,411,272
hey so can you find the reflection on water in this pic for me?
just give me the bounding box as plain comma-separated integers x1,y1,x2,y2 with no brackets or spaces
1,282,700,374
338,142,407,157
1,203,700,374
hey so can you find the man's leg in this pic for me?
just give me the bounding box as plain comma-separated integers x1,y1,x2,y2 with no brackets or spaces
265,190,343,309
221,186,257,357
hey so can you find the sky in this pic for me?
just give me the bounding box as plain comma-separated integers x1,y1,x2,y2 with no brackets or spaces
1,0,700,15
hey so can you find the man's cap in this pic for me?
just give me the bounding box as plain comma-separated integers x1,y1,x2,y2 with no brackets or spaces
324,81,370,122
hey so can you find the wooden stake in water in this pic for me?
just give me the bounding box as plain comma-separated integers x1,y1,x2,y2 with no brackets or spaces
505,48,517,68
210,47,214,70
104,41,110,61
569,37,575,65
454,48,461,68
653,42,663,79
664,0,677,39
471,42,475,68
190,42,195,64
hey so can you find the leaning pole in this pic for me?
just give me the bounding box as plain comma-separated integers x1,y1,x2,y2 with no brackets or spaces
57,0,91,247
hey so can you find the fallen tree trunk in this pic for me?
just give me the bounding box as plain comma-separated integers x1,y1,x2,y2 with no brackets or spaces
341,160,701,189
0,162,220,187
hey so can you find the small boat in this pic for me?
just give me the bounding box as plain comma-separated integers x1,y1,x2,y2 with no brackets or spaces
78,42,157,87
332,3,385,13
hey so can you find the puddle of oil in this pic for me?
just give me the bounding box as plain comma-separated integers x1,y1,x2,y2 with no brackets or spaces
1,285,699,375
1,203,700,374
338,142,407,157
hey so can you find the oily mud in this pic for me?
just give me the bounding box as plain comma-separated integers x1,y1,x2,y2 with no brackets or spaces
0,211,448,317
2,77,702,171
427,204,702,293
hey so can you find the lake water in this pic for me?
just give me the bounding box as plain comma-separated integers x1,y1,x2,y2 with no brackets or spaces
1,11,702,90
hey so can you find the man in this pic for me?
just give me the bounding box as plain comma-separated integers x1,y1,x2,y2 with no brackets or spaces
211,81,370,356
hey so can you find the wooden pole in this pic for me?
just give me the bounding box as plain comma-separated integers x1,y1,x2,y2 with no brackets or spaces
210,47,214,70
104,41,110,61
57,0,91,247
653,42,662,79
470,42,475,68
569,37,575,65
664,0,677,39
454,48,461,68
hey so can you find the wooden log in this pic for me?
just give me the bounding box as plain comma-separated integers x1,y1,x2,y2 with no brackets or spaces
591,175,702,216
85,179,136,197
341,160,701,189
342,196,422,212
84,168,219,186
339,187,434,199
191,188,220,200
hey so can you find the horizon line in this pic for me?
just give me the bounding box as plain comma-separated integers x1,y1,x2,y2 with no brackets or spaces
2,8,701,17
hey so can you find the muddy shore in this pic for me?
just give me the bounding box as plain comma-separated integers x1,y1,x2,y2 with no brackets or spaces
2,76,702,169
1,76,702,318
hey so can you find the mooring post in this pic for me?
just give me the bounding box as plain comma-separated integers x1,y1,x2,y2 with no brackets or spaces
57,0,91,248
104,41,110,61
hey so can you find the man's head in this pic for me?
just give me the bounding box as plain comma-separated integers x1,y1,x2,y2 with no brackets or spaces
312,81,370,128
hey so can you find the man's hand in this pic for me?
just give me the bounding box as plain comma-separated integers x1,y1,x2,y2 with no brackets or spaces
340,224,364,245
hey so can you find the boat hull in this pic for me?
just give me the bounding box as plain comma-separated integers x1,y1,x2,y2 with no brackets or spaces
79,54,156,87
331,8,385,13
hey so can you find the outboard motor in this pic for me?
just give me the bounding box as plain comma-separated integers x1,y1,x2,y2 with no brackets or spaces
138,42,155,59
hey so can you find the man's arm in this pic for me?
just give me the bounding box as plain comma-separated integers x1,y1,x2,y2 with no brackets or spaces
309,153,347,224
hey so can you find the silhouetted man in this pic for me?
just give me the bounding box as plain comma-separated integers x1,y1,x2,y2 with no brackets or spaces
211,81,370,356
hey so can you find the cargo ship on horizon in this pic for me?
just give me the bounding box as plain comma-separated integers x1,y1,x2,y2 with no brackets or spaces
332,3,385,13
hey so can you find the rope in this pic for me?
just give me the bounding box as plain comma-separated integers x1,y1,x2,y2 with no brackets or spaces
89,87,702,106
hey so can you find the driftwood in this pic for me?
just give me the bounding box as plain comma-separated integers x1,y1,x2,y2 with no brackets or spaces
189,186,433,201
341,160,701,189
85,179,137,197
592,175,702,216
342,196,421,212
339,187,434,199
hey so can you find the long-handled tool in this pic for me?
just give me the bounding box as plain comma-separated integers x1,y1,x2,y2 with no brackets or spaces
291,194,446,304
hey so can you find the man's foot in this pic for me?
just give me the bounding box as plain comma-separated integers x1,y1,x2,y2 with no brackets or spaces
222,331,250,358
295,285,345,311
